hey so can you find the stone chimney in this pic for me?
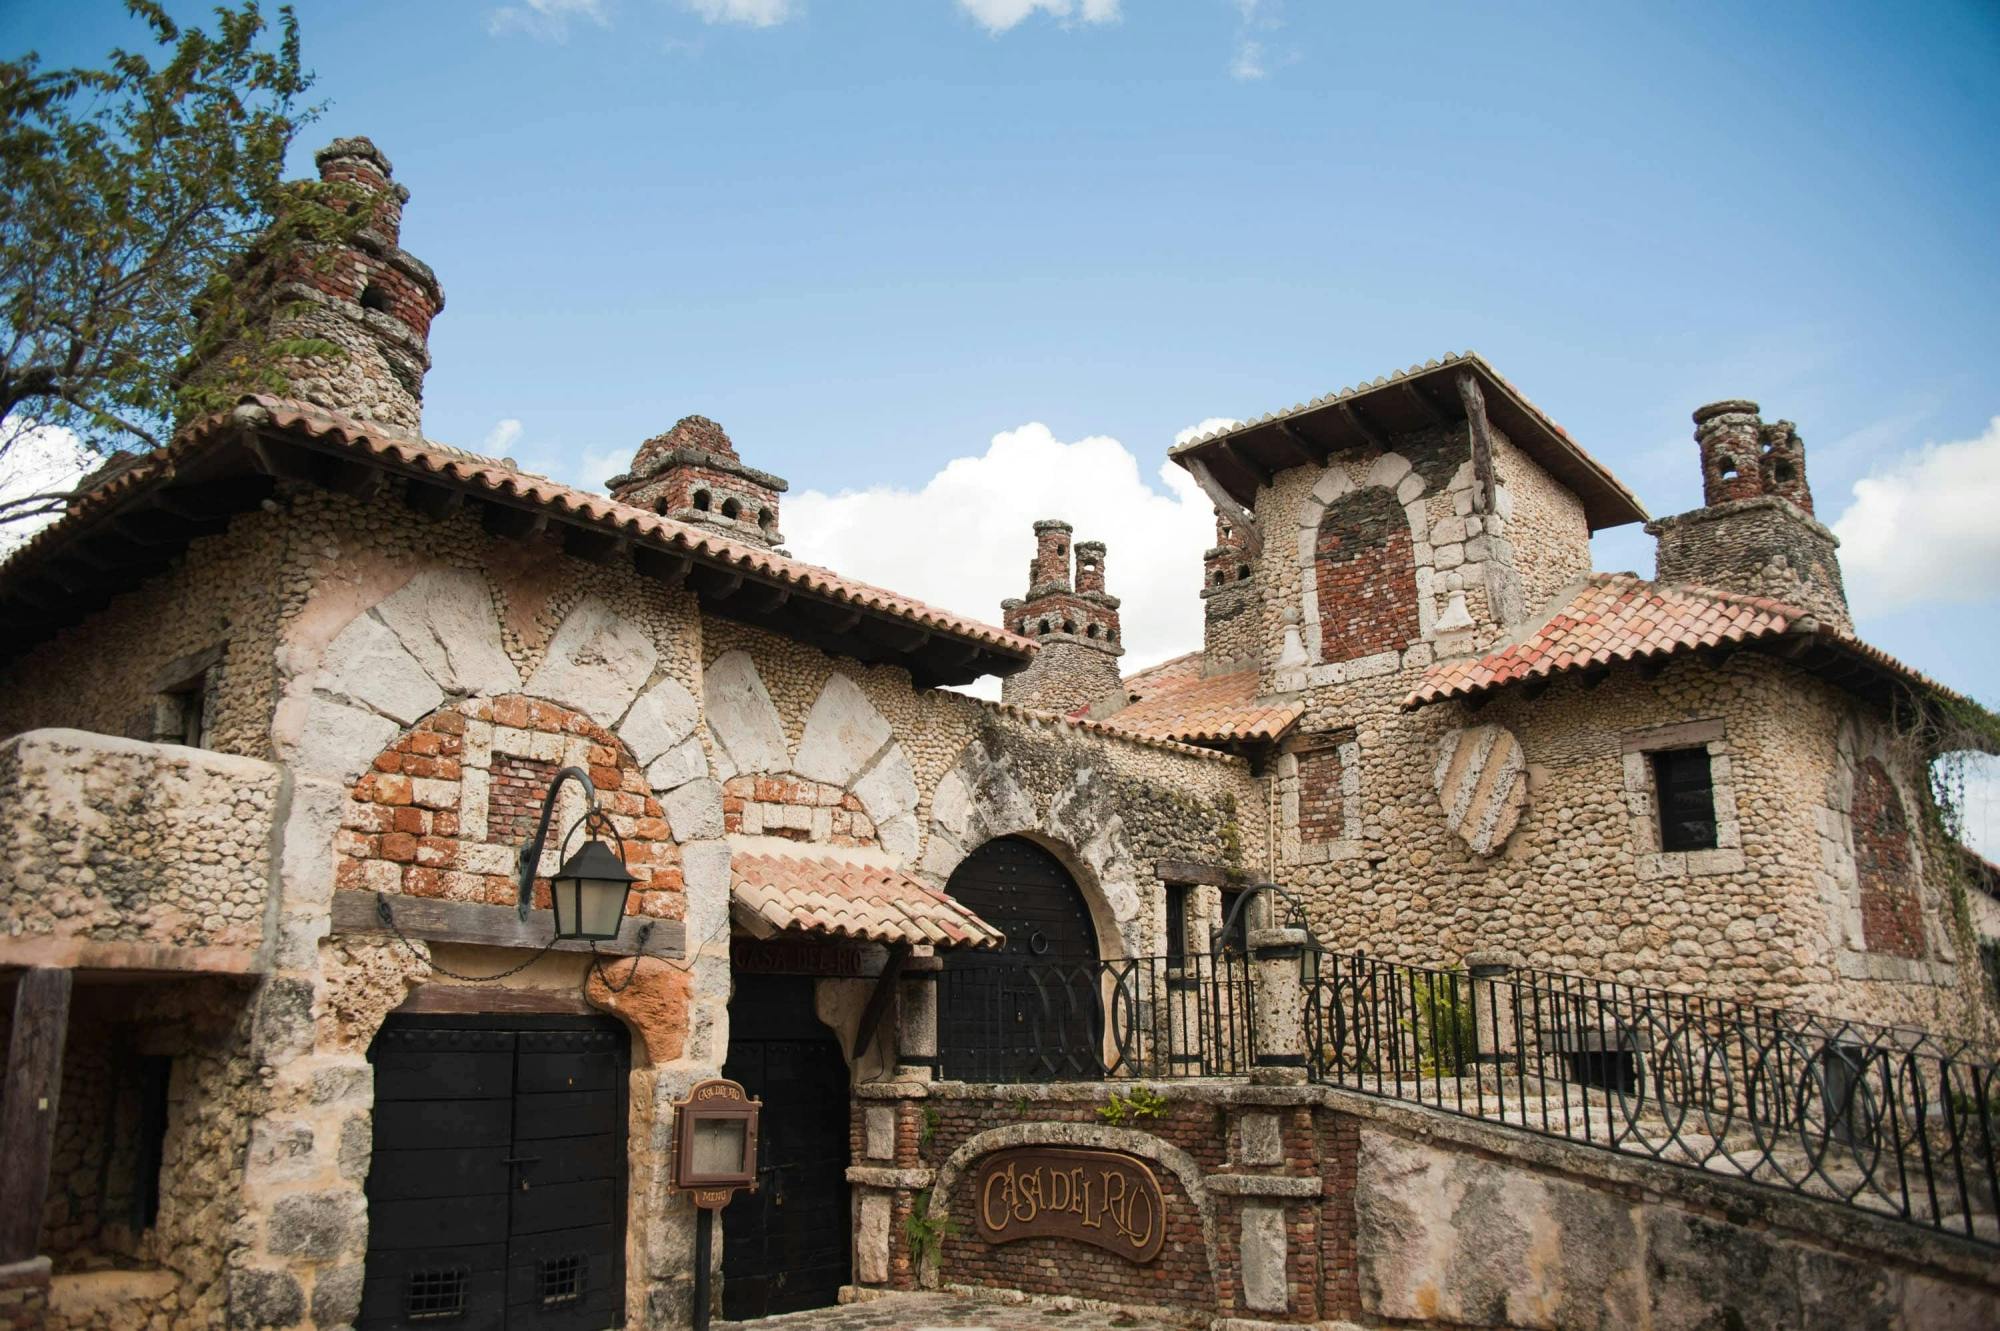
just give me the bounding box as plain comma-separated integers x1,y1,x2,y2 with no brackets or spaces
1000,519,1124,715
1648,399,1849,631
1201,509,1259,672
607,415,788,549
185,136,446,436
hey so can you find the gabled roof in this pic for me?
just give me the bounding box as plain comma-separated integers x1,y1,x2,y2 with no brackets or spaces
731,850,1004,949
1402,574,1998,750
0,398,1034,687
1105,658,1302,747
1169,351,1647,531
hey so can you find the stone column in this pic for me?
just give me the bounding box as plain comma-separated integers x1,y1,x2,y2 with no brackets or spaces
1165,968,1204,1075
1466,952,1519,1067
1250,924,1310,1085
896,953,941,1083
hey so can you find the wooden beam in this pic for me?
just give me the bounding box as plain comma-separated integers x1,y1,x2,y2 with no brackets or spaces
1272,420,1319,468
1399,380,1448,427
0,968,71,1263
562,526,626,565
854,943,911,1063
394,985,597,1017
1221,440,1270,488
246,435,318,483
1578,665,1612,691
1520,675,1551,702
689,565,745,599
1637,654,1672,681
480,502,548,541
1153,858,1241,888
1183,457,1263,557
1337,402,1389,452
736,580,791,614
858,616,931,654
318,455,385,499
329,891,686,959
633,547,692,585
1456,371,1498,516
404,479,464,519
799,600,863,635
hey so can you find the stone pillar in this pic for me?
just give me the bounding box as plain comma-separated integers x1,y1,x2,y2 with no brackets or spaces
1466,952,1519,1066
1250,921,1310,1085
848,1087,934,1298
1030,519,1073,592
896,953,940,1082
1695,399,1766,505
1074,540,1107,595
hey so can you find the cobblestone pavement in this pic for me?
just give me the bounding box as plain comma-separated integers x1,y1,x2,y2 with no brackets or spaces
714,1293,1191,1331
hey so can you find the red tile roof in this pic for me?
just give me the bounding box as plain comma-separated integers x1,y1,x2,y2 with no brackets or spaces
731,851,1004,950
1402,574,1991,733
0,398,1033,666
1105,660,1302,746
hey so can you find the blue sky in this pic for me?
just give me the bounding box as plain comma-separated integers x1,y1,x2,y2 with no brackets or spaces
7,1,1999,835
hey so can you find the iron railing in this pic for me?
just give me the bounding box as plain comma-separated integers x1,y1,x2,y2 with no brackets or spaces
1305,951,2000,1244
936,951,1255,1082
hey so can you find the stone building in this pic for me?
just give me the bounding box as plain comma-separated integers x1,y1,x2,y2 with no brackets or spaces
0,139,1996,1331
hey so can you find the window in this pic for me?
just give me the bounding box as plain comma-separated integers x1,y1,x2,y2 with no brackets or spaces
1652,747,1717,852
130,1056,171,1231
693,489,712,511
1314,487,1419,663
1164,884,1190,965
157,670,212,748
358,284,390,313
721,497,741,519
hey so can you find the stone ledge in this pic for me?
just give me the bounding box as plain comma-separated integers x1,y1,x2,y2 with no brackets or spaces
1206,1173,1324,1198
846,1166,935,1189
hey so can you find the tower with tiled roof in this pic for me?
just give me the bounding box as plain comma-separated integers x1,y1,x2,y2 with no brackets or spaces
607,414,788,549
1647,400,1850,632
999,519,1124,714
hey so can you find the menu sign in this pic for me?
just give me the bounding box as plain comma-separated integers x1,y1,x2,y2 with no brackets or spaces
971,1147,1165,1263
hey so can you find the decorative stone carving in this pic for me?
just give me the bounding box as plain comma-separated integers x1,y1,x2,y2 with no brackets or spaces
1431,724,1528,856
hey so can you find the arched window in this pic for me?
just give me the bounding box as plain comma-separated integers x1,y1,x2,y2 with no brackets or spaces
721,497,741,520
358,284,390,313
1315,487,1418,661
1853,758,1925,959
693,489,712,512
940,837,1102,1080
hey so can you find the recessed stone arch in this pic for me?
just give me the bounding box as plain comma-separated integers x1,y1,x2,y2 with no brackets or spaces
1294,452,1436,668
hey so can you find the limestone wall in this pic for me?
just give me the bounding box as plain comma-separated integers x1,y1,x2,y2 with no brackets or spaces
1488,428,1592,617
0,730,280,973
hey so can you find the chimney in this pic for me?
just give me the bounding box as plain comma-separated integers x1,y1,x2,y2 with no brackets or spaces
607,415,788,550
1201,509,1259,672
1649,399,1848,631
1000,520,1124,715
181,135,445,436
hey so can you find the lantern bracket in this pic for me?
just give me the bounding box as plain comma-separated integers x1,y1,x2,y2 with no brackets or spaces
516,765,601,923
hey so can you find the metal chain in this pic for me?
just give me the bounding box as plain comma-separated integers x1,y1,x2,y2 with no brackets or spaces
374,892,560,982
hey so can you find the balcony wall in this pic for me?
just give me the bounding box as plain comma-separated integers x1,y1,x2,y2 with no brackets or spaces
0,729,280,973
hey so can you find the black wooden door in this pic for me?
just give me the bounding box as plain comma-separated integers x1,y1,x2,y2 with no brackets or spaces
361,1016,627,1331
720,976,851,1319
940,836,1103,1080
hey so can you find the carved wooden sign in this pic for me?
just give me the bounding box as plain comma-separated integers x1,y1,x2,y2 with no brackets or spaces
972,1147,1165,1263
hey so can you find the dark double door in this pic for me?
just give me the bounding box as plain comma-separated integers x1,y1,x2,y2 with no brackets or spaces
721,975,851,1320
362,1016,628,1331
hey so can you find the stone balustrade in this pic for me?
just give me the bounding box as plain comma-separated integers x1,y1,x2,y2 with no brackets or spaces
0,729,281,973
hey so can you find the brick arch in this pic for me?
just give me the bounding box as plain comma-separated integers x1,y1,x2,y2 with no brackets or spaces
332,693,683,923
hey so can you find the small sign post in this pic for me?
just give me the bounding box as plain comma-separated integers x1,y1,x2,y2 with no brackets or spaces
670,1078,762,1331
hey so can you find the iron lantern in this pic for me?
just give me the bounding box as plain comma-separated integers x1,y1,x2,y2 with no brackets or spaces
549,828,637,941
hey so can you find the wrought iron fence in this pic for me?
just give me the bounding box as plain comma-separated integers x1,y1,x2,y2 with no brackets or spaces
1305,951,2000,1244
936,951,1255,1082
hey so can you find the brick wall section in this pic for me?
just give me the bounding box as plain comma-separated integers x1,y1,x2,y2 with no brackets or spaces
1297,747,1346,841
1316,1111,1361,1319
293,249,437,339
332,694,682,919
1854,757,1926,960
1314,488,1418,663
721,774,877,844
488,751,559,846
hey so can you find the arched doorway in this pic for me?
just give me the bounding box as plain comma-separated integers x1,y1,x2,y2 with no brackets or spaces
940,836,1103,1080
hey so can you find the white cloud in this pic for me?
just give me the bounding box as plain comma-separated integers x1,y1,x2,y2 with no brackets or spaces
487,0,609,41
957,0,1121,35
783,421,1214,687
483,418,524,457
1830,415,2000,617
1229,39,1265,80
1228,0,1288,80
1175,417,1242,446
687,0,797,27
0,422,98,560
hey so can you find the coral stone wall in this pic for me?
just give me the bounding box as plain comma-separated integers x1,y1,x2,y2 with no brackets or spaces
1488,430,1591,618
1648,497,1852,633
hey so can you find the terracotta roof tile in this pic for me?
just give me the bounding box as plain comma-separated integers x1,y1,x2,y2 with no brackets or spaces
731,851,1004,950
1,398,1032,663
1105,663,1302,746
1403,574,1794,709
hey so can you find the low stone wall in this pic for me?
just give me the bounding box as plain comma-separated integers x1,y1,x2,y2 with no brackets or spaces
0,729,281,973
0,1261,50,1331
849,1079,2000,1330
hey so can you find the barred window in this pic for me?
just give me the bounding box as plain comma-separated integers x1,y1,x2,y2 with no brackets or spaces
1652,747,1718,853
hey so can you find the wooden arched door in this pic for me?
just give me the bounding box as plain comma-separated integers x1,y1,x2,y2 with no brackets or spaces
940,837,1103,1080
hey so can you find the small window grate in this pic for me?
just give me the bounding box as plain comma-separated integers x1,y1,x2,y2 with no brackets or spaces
405,1266,469,1321
1652,747,1718,853
538,1253,587,1307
